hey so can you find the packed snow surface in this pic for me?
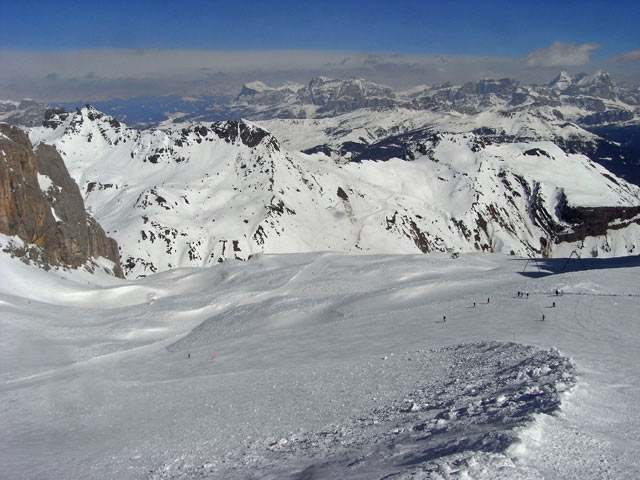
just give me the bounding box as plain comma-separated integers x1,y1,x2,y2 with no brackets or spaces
1,251,639,479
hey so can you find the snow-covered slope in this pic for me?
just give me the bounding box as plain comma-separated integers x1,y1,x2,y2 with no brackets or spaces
2,251,639,478
252,76,640,187
28,106,640,277
257,105,597,156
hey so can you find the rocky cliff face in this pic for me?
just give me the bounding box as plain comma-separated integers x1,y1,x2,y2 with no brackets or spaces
0,123,122,276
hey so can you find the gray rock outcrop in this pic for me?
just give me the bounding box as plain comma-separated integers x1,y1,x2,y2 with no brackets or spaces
0,123,123,276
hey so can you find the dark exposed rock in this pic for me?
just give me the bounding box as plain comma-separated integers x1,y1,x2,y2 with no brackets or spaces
565,96,606,112
523,148,551,158
209,120,280,150
340,141,369,159
578,110,634,126
42,107,70,128
266,197,296,216
556,193,640,243
341,127,437,163
300,77,398,116
0,124,122,276
302,144,334,157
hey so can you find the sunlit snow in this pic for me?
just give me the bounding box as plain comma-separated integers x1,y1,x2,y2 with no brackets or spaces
1,249,639,479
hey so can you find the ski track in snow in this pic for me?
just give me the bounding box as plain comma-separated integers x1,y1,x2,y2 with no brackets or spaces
1,252,639,479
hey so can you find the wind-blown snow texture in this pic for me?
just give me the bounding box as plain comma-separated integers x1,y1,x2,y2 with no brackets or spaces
28,106,640,278
160,343,573,480
1,251,639,479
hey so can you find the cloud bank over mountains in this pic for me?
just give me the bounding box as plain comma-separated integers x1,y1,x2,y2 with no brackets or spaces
523,41,601,67
607,49,640,64
1,41,638,102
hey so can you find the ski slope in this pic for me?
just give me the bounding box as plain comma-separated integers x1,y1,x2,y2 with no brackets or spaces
1,251,639,479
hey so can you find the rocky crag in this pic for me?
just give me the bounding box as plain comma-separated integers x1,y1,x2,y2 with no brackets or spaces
0,123,122,276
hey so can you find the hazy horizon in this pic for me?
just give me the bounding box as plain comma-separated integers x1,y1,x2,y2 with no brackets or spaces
1,0,639,102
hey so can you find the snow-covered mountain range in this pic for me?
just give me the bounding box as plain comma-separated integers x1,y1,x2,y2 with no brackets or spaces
3,70,640,479
0,98,48,127
27,101,640,278
231,71,637,120
14,70,635,184
238,71,640,187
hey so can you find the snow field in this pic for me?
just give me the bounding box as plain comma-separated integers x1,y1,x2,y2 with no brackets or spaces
1,251,639,478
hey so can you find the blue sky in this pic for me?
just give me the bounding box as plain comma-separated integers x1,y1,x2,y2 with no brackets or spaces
2,0,638,59
1,0,638,101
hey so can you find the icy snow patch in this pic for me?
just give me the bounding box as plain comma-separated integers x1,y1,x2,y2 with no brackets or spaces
37,172,53,192
150,342,574,479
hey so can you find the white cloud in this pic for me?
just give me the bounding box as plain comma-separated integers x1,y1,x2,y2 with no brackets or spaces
607,49,640,64
524,41,601,67
1,45,635,102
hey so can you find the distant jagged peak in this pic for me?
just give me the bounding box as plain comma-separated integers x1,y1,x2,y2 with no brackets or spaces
78,103,102,113
240,80,305,95
42,106,70,129
232,76,398,117
339,76,390,87
305,76,392,91
242,81,273,93
458,77,519,96
280,81,306,92
573,69,612,87
0,98,49,128
549,70,574,89
548,69,615,94
67,104,125,130
235,81,305,106
202,119,281,150
564,70,616,100
304,76,396,99
308,75,335,85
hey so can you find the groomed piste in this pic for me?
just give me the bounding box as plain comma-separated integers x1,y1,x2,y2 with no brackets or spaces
1,249,639,479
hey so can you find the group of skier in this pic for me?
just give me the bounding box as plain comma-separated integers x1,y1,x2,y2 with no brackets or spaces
441,289,562,324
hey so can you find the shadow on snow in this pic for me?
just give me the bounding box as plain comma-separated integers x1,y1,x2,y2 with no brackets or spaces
516,254,640,278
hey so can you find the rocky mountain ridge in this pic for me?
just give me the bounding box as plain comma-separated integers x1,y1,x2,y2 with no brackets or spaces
0,99,49,127
26,106,640,278
221,70,639,123
164,72,640,188
5,71,638,128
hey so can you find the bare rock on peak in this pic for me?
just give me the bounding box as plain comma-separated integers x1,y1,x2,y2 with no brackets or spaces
0,123,123,276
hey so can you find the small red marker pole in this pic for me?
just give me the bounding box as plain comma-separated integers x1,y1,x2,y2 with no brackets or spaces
211,354,216,359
